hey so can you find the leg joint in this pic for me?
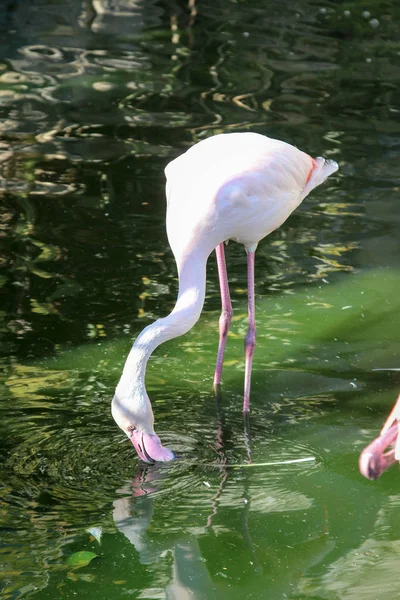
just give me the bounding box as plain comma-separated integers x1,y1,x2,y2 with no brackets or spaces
221,306,233,320
219,306,233,336
244,326,256,349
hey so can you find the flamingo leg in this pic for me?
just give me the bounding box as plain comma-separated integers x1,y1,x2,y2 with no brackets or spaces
243,249,256,412
213,243,233,388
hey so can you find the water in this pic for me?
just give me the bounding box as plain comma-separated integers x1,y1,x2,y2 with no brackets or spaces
1,0,400,598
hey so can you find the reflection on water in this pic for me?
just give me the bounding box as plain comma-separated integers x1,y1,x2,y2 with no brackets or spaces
1,0,400,598
299,495,400,600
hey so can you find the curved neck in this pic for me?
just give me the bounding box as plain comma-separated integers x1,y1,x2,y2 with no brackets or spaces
114,250,207,432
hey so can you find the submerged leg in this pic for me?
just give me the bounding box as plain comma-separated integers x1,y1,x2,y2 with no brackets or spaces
243,411,252,463
213,243,233,388
243,247,257,412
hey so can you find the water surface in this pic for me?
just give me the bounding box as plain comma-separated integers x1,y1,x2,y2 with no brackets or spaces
1,1,400,598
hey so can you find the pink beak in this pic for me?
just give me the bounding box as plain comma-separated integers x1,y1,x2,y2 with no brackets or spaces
130,430,176,463
359,394,400,480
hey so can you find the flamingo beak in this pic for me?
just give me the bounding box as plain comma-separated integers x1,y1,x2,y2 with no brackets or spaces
130,430,176,463
359,394,400,480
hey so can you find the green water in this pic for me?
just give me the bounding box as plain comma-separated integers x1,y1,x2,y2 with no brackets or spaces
1,0,400,598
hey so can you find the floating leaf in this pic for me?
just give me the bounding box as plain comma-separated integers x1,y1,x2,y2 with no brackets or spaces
66,551,98,568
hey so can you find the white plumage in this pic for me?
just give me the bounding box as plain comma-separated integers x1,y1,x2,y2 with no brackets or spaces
112,132,338,462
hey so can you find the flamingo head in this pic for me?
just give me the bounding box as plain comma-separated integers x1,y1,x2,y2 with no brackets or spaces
111,394,175,463
359,394,400,480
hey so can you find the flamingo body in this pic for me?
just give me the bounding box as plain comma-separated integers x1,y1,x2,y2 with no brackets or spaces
166,133,331,255
112,132,338,462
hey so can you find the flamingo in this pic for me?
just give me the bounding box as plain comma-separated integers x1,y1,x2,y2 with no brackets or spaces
111,132,338,462
359,393,400,479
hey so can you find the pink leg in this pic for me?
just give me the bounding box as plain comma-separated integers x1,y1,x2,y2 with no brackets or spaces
213,243,233,388
243,249,256,412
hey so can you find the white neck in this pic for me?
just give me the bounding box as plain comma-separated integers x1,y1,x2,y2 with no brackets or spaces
112,249,208,434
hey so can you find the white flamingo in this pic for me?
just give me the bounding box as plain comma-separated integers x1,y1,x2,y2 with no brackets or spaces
111,132,338,462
